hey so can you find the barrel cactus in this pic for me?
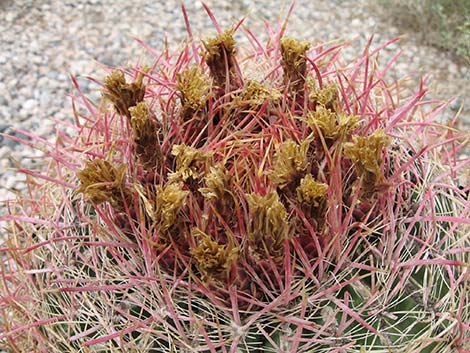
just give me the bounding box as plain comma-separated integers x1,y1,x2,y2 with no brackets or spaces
1,4,469,353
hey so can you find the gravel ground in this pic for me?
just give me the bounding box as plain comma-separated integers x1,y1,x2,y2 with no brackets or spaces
0,0,469,219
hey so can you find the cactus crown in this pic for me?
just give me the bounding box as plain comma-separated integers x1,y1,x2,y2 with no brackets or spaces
1,4,469,353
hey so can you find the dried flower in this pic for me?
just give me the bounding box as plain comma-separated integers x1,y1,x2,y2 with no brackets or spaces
169,144,213,183
307,106,358,140
155,182,189,235
77,158,129,211
280,37,310,92
236,80,281,108
246,190,289,263
269,139,309,189
199,162,231,200
190,228,238,283
306,106,336,138
343,129,392,182
129,101,162,171
308,80,339,109
176,66,211,117
337,112,359,136
296,173,328,205
203,29,237,88
103,70,146,118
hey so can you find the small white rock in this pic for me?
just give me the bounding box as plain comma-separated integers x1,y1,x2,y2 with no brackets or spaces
351,18,362,28
22,99,38,112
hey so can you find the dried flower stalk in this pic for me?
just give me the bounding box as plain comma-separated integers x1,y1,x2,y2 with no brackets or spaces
103,70,146,118
269,139,309,189
77,158,130,211
246,190,289,263
129,101,162,171
203,29,237,89
343,129,392,183
281,37,310,92
190,228,238,283
176,66,211,119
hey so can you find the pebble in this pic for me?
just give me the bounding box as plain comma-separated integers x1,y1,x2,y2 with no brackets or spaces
22,98,38,112
351,18,362,28
0,146,10,160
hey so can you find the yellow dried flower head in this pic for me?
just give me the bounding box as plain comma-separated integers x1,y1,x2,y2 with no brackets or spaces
203,29,236,87
237,80,281,107
129,101,150,134
169,144,213,182
77,158,128,210
343,129,392,181
269,139,309,188
156,182,189,234
199,163,231,200
337,112,359,136
190,228,238,283
246,190,289,263
129,101,162,171
281,37,310,71
296,174,328,205
307,106,336,138
308,80,339,108
280,37,310,91
307,106,358,140
203,29,236,59
176,66,211,114
103,70,146,118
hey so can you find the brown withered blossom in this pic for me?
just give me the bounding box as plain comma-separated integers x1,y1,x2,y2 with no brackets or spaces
199,163,231,200
280,37,310,92
155,182,190,235
129,101,162,171
296,173,328,206
343,129,392,183
307,106,359,140
336,113,360,137
169,144,213,183
269,139,309,189
307,106,336,138
176,66,211,119
103,70,146,118
236,80,281,108
308,80,339,110
246,190,289,264
190,228,238,283
77,158,130,211
203,29,237,89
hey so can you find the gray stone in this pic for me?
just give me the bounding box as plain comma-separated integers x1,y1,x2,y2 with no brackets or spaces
0,146,11,160
39,91,52,107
